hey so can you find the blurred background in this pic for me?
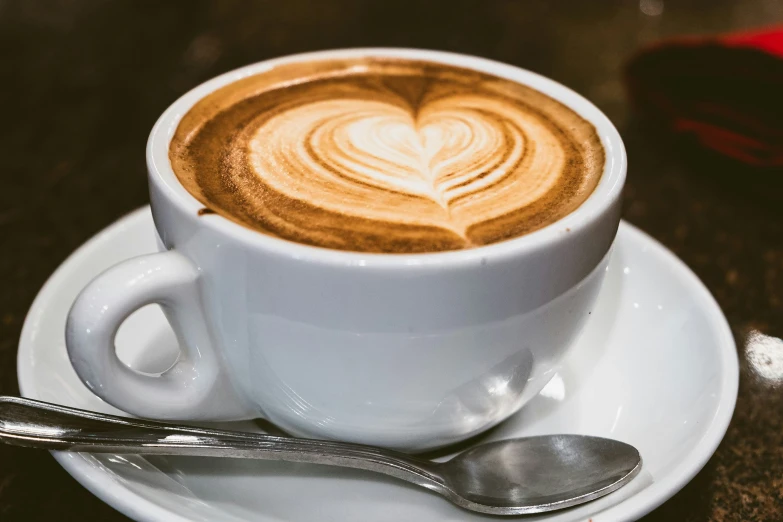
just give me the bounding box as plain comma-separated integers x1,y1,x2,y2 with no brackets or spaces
0,1,781,520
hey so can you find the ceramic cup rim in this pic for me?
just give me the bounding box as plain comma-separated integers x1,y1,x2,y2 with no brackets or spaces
146,47,626,269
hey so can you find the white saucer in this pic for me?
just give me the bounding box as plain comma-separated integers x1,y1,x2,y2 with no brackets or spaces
17,207,738,522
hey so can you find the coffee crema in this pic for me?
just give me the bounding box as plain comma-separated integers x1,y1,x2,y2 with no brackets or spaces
169,58,605,253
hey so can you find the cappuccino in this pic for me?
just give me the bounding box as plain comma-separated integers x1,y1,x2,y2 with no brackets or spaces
169,58,604,253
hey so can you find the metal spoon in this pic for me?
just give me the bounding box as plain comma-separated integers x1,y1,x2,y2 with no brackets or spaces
0,396,640,515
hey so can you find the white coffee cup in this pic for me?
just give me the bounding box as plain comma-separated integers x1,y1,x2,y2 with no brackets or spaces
66,48,625,451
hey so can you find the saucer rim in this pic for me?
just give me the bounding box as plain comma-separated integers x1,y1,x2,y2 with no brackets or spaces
17,206,738,522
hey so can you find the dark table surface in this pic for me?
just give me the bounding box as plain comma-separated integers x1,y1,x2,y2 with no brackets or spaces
1,1,782,520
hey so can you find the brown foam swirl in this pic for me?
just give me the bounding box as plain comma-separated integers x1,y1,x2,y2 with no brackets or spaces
170,59,604,253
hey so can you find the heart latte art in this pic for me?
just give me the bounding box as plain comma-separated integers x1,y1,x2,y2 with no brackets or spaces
170,59,604,253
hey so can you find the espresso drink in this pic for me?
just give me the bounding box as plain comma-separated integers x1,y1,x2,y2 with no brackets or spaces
169,58,605,253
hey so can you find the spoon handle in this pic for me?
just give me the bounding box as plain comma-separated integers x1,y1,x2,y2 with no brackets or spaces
0,396,444,489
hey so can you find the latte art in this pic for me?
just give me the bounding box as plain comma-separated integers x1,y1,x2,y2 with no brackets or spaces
170,59,605,253
248,96,546,240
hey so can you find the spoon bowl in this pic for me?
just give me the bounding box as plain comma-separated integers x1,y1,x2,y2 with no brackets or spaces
437,435,642,514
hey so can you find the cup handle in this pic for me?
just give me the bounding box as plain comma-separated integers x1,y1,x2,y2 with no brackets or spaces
66,250,255,420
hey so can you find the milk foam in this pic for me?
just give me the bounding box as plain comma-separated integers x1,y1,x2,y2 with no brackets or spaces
169,58,604,253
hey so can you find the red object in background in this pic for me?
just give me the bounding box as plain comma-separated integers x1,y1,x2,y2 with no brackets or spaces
625,26,783,168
